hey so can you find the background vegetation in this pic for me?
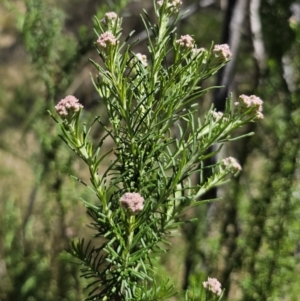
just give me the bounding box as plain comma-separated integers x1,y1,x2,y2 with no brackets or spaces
0,0,299,300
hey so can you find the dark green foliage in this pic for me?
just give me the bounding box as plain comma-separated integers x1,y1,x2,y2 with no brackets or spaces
52,2,262,300
0,0,134,300
239,10,300,300
181,1,300,301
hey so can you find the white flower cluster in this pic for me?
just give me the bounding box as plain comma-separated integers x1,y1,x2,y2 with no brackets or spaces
221,157,242,174
135,53,148,67
213,44,232,61
176,34,194,49
203,277,222,296
235,94,264,119
212,111,224,121
212,111,229,123
192,47,206,56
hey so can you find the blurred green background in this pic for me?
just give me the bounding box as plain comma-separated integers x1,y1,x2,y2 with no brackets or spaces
0,0,300,300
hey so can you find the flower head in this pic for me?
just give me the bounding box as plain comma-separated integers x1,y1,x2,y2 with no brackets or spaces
212,111,229,123
176,35,194,49
157,0,182,14
212,111,224,121
235,94,264,119
135,53,148,67
191,47,208,64
101,12,120,31
55,95,83,118
221,157,242,174
203,277,222,296
192,47,206,56
96,31,118,49
213,44,232,61
103,12,118,23
120,192,145,214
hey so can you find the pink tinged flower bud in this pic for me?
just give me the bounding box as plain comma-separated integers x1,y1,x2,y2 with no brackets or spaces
213,44,232,61
203,277,222,296
102,12,119,29
235,94,264,119
221,157,242,174
104,12,118,22
157,0,182,13
176,35,195,49
55,95,83,118
119,192,145,215
96,31,118,49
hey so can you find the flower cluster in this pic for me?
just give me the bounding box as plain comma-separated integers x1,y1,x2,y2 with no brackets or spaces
203,277,222,296
221,157,242,174
101,12,120,31
212,111,224,122
192,47,206,56
55,95,83,118
235,94,264,119
176,34,194,49
135,53,148,67
157,0,182,14
212,111,229,123
213,44,232,62
119,192,145,214
102,12,118,23
96,31,118,49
